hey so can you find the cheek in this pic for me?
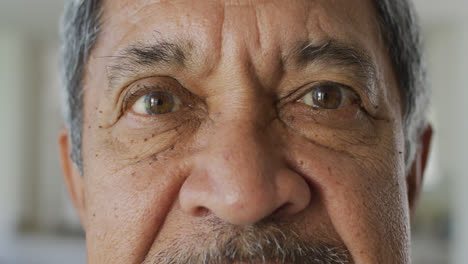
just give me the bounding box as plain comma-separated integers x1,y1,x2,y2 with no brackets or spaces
83,155,191,262
286,131,409,262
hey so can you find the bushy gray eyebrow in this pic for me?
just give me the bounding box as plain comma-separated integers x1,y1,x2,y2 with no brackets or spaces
106,38,377,94
293,40,377,86
106,40,187,89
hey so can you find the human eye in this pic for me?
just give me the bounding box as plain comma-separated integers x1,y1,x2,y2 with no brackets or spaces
130,90,183,116
298,82,360,110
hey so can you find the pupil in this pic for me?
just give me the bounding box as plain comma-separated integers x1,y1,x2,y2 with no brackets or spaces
323,93,329,101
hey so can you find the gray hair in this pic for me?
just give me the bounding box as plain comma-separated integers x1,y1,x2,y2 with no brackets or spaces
60,0,429,175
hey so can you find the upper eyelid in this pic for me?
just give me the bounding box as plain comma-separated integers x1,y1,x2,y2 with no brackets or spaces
277,81,360,108
121,82,193,112
122,85,170,113
123,85,156,111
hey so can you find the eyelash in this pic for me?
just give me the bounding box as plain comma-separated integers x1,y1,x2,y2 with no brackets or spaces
120,81,365,120
122,85,178,113
278,81,360,105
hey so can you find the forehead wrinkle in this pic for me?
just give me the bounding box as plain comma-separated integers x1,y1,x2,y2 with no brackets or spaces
101,0,378,97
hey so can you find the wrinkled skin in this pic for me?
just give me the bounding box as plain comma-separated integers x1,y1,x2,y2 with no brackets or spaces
59,0,432,263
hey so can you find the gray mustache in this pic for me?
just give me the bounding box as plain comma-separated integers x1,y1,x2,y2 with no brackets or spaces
143,218,351,264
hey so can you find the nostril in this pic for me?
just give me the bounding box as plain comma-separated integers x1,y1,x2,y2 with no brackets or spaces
192,206,211,217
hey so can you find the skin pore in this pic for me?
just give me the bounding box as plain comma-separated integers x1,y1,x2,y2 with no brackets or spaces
59,0,432,263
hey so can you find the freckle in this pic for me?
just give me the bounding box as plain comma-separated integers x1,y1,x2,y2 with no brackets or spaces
88,126,91,129
399,152,403,154
96,154,99,158
144,138,148,142
134,155,139,159
152,134,155,138
131,172,136,177
114,207,118,211
130,140,135,144
98,126,103,129
93,213,96,217
99,110,103,114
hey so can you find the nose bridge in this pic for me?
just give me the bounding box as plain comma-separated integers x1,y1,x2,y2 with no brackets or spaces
179,111,311,225
210,117,277,181
189,118,281,221
177,16,311,223
205,111,278,188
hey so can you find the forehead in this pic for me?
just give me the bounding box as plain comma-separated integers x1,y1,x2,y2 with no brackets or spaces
99,0,380,58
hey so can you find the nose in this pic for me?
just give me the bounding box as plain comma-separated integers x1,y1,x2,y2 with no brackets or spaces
179,120,311,225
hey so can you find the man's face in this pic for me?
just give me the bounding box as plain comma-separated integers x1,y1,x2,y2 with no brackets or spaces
60,0,425,263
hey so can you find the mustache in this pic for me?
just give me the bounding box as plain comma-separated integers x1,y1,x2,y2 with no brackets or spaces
143,218,351,264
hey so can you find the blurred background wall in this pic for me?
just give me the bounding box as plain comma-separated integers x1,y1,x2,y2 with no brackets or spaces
0,0,466,263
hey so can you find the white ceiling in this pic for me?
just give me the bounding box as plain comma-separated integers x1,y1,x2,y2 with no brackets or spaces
0,0,466,37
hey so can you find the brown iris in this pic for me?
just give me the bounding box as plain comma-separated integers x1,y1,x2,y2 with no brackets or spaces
311,85,343,109
145,91,175,115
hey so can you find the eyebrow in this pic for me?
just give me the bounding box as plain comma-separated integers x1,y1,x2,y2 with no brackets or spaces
291,40,378,87
106,40,187,89
106,39,377,93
